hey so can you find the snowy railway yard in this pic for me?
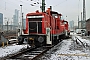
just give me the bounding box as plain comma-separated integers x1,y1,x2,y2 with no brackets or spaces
38,33,90,60
0,33,90,60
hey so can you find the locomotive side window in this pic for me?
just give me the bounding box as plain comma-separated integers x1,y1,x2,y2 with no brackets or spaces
52,14,58,18
60,16,64,20
64,22,67,24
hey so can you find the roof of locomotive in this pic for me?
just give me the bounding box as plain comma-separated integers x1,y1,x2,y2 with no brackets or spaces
26,10,46,16
26,10,62,17
50,11,62,16
50,11,58,14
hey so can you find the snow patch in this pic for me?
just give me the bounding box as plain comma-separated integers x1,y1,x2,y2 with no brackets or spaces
0,44,27,57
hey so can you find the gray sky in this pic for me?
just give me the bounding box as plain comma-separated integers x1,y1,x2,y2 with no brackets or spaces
0,0,90,26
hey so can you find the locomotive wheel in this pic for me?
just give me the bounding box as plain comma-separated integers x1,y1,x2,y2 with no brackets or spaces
34,36,45,47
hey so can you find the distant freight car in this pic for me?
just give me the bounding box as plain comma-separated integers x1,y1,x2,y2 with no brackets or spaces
86,18,90,36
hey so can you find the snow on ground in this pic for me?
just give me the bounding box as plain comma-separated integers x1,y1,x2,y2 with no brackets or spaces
76,36,90,46
49,40,90,60
0,32,90,60
0,44,27,57
39,34,90,60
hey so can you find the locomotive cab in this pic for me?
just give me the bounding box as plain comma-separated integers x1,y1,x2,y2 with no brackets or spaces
18,11,52,47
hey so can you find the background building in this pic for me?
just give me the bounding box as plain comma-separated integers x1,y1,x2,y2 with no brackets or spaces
69,20,74,31
78,20,86,29
0,13,3,31
23,19,26,29
86,18,90,35
2,25,17,31
13,9,19,26
78,21,82,29
0,13,3,25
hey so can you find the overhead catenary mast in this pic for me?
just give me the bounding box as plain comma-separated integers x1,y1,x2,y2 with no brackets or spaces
81,12,82,28
83,0,86,28
78,15,79,28
42,0,45,12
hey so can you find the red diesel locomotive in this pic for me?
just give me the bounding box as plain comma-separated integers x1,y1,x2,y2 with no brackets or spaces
18,8,70,46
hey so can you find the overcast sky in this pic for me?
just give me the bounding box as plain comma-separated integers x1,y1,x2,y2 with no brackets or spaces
0,0,90,25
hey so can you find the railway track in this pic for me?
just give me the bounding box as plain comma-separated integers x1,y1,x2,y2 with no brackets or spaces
1,37,70,60
3,45,52,60
2,36,87,60
71,35,87,51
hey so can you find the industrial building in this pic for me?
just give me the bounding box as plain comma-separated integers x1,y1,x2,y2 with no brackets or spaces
86,18,90,35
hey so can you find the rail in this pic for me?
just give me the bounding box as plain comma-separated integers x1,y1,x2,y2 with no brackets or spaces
3,46,51,60
75,36,85,48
